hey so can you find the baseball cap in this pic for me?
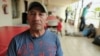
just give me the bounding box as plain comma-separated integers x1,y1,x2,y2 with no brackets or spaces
28,1,47,13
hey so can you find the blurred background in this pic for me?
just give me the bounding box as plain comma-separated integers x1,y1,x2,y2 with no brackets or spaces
0,0,100,56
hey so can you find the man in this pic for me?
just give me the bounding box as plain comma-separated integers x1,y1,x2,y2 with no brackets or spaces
7,1,63,56
47,11,57,20
79,2,92,31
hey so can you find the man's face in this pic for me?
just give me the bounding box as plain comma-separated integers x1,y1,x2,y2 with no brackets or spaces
27,8,47,31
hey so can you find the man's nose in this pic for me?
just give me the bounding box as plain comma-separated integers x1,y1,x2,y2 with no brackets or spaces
34,14,40,20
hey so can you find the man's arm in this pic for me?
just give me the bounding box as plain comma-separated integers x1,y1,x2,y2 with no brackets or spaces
56,37,63,56
6,38,17,56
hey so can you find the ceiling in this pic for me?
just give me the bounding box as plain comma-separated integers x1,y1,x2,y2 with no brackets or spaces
44,0,79,7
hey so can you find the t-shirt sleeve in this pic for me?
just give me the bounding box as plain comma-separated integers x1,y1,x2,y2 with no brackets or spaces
56,37,63,56
6,38,17,56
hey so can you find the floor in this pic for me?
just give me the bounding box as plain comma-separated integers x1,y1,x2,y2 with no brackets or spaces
60,22,100,56
60,36,100,56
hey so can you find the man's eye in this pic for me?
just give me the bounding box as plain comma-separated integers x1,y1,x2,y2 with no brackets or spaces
30,13,35,15
39,13,43,16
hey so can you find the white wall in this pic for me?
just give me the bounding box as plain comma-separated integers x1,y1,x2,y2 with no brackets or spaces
48,5,66,19
0,0,12,26
55,6,66,19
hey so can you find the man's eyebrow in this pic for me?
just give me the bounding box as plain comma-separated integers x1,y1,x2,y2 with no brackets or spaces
29,10,34,12
28,11,36,14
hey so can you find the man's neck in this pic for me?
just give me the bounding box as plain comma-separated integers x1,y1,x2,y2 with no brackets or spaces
30,29,45,38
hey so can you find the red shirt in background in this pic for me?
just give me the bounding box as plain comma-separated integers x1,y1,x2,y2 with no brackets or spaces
57,22,62,32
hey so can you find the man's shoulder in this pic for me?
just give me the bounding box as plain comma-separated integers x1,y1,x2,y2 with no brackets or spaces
45,29,58,38
44,29,59,42
13,30,29,40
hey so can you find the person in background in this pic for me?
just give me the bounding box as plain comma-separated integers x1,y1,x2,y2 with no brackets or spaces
79,2,92,31
56,16,62,36
82,24,96,38
87,24,96,38
47,11,57,20
46,11,58,29
65,8,68,23
7,1,63,56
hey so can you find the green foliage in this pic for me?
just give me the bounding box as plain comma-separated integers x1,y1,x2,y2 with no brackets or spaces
95,7,100,11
